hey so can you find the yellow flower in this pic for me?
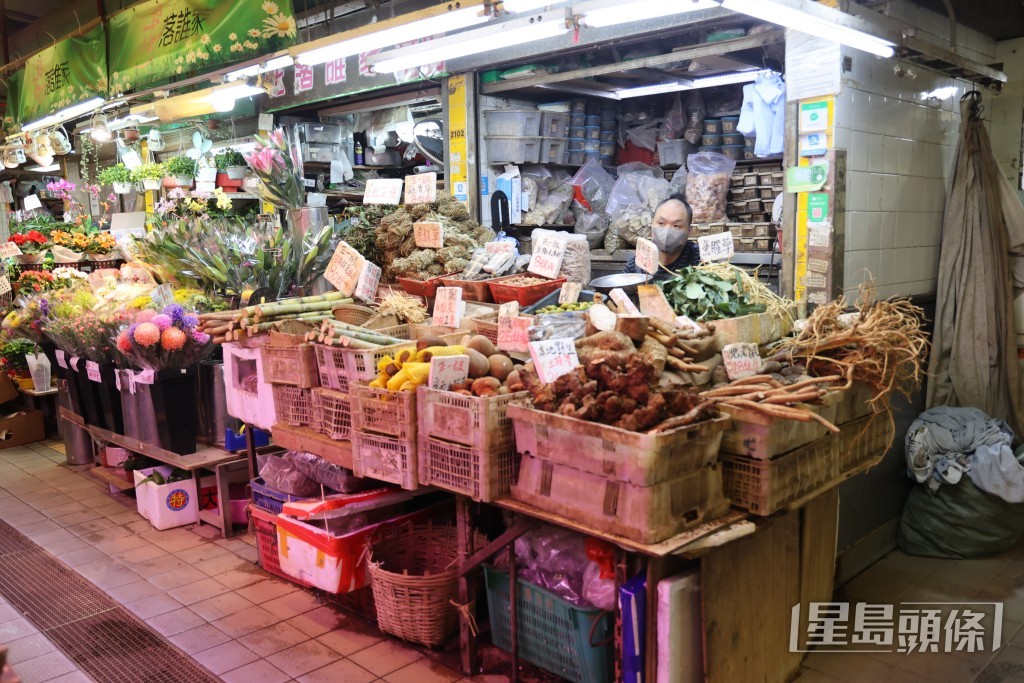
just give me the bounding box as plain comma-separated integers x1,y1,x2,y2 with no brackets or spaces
262,1,279,14
229,32,238,41
176,66,183,74
200,34,211,45
262,14,297,38
213,44,222,53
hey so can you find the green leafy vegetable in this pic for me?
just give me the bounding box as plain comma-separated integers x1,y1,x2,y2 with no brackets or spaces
659,267,767,322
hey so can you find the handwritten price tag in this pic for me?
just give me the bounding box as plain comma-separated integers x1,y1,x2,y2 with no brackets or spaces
610,288,640,315
497,315,531,353
86,360,101,382
808,226,832,248
0,242,22,258
429,355,470,391
485,241,516,254
404,172,438,204
55,350,67,369
0,276,10,296
498,301,519,318
413,221,443,249
722,343,761,381
23,195,41,211
635,237,660,275
697,232,734,262
134,368,155,385
364,179,404,205
433,287,463,328
527,235,566,279
324,241,366,296
528,338,580,384
354,261,381,304
558,282,582,305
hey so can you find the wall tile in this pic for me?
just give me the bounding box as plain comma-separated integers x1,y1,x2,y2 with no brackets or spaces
848,131,868,172
882,136,900,174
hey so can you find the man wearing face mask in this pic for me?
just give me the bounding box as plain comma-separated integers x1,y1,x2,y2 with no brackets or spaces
623,193,699,280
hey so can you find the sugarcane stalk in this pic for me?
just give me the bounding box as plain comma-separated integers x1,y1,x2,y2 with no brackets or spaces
254,298,354,319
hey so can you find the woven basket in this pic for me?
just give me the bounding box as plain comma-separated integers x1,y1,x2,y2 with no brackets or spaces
368,522,466,647
332,304,376,326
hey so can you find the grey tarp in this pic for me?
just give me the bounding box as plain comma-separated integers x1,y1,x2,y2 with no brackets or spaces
926,93,1024,437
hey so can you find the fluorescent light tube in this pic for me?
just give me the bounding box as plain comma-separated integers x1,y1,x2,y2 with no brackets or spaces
26,163,60,173
576,0,718,27
501,0,556,11
294,5,490,66
225,55,294,81
615,70,758,98
208,82,263,112
368,10,569,73
21,97,105,132
721,0,895,57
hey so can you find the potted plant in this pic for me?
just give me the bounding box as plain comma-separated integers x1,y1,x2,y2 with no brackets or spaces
195,156,217,183
0,337,37,389
8,231,49,264
50,230,89,262
98,163,134,194
85,232,119,261
132,162,165,191
165,156,197,187
215,148,248,180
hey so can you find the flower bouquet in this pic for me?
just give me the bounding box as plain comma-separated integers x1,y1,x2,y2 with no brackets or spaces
115,305,213,371
50,267,87,290
9,231,49,264
86,232,119,261
243,128,304,210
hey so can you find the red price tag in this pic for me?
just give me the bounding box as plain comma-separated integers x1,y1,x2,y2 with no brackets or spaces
413,221,443,249
528,338,580,384
324,241,366,296
364,179,404,205
428,355,470,391
527,235,566,279
497,315,531,353
404,173,438,204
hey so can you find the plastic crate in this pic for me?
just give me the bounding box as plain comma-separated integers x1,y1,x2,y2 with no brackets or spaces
487,275,566,306
250,505,314,588
467,317,498,344
250,476,312,515
719,395,838,460
540,111,570,138
271,385,313,427
351,382,417,440
352,430,418,490
417,435,518,502
838,415,893,473
720,435,839,516
485,136,542,164
540,138,569,164
312,387,352,441
417,385,525,452
314,341,416,393
484,566,613,683
224,426,270,452
261,343,319,388
483,109,542,136
397,275,447,299
439,276,496,303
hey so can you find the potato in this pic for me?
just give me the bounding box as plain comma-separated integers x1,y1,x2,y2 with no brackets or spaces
488,354,513,381
467,348,490,378
417,336,447,352
466,334,497,358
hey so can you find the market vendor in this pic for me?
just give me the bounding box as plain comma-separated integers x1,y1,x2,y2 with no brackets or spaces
623,193,699,280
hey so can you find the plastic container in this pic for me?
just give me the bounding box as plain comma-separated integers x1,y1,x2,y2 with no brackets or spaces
271,384,314,427
598,155,614,165
699,145,722,154
570,112,586,127
417,435,518,502
540,111,569,138
567,151,585,165
312,387,352,441
599,106,617,119
568,138,585,152
485,566,613,683
568,126,585,139
224,426,270,451
483,109,542,136
598,142,616,156
485,136,542,164
134,466,199,531
540,137,569,164
439,276,496,303
719,395,837,460
584,139,601,153
703,118,721,134
223,339,277,431
583,126,601,140
721,132,744,146
417,385,526,452
250,476,312,515
585,114,600,127
570,100,587,114
352,430,418,490
721,115,740,133
397,275,447,299
261,343,319,388
721,436,838,515
585,150,600,159
351,382,417,441
657,139,687,166
599,130,616,143
314,341,416,394
701,133,722,147
487,275,566,306
721,144,745,161
251,506,315,588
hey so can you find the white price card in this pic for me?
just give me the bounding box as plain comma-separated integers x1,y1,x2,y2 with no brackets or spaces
86,360,101,382
558,282,582,305
428,355,470,391
722,343,761,381
0,241,22,258
485,241,516,254
363,179,404,205
404,172,438,204
635,237,660,275
698,232,734,263
527,235,566,279
324,241,366,296
497,315,531,353
413,221,443,249
354,261,381,304
808,226,832,248
134,368,155,385
0,276,10,296
498,301,520,318
528,338,580,384
23,195,41,211
433,287,463,328
609,288,640,315
55,350,66,369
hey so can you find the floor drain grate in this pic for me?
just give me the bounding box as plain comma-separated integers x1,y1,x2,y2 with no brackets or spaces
0,518,219,682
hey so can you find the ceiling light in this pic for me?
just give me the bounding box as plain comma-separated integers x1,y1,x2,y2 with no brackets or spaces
225,55,294,81
293,2,491,66
90,113,112,142
208,82,263,112
720,0,895,57
575,0,718,27
615,70,759,98
21,97,105,133
921,85,958,100
368,9,569,73
26,163,60,173
501,0,555,11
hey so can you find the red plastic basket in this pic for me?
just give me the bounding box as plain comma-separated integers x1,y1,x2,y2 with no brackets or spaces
487,275,566,306
250,506,314,588
397,275,447,299
439,276,496,303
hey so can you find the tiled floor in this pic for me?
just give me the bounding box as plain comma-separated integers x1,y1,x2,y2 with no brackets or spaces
3,442,1022,683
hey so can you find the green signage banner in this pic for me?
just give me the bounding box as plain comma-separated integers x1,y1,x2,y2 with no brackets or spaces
9,25,107,125
107,0,298,94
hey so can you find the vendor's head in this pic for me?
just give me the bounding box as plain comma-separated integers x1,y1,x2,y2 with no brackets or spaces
651,193,693,254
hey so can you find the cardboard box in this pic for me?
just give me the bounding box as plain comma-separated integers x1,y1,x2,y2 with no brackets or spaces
0,373,18,405
0,409,46,449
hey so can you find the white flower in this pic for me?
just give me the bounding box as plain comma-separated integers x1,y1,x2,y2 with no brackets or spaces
262,14,297,38
213,44,222,53
200,34,211,45
229,32,237,41
262,1,279,14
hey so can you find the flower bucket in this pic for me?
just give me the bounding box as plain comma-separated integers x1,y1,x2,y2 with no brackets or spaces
70,362,105,429
113,182,133,194
141,178,162,191
173,175,193,188
226,166,247,180
134,367,200,455
96,363,124,435
14,252,46,265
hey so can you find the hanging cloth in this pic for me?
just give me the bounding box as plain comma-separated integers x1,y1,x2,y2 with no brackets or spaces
736,72,785,157
927,92,1024,437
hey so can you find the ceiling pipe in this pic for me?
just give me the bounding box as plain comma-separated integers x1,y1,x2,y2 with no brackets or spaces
937,0,957,49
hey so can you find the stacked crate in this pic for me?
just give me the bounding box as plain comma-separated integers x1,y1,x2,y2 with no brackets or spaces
728,163,784,225
262,342,319,428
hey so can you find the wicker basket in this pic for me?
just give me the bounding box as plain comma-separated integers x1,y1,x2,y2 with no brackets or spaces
368,522,463,647
332,304,376,326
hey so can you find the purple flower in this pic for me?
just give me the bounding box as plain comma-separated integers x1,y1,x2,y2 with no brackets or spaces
181,314,198,329
107,193,116,202
151,314,172,331
192,331,210,344
163,304,184,322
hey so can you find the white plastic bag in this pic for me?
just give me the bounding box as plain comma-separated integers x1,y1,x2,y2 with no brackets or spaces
26,353,50,392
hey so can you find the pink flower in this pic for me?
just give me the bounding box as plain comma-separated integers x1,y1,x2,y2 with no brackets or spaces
136,309,156,323
269,128,286,149
160,327,186,351
192,331,211,344
150,314,172,331
133,322,160,347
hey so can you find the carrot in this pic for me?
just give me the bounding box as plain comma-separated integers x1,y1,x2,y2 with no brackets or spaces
723,399,813,421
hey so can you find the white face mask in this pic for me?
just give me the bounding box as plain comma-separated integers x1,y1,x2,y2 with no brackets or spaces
652,225,689,253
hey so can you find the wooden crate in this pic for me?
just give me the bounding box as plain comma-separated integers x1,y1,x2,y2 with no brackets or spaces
719,393,839,460
720,435,838,515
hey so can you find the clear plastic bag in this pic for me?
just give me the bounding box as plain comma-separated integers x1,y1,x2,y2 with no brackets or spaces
662,93,685,140
287,451,369,493
570,158,616,215
529,311,588,341
683,91,706,146
607,172,670,246
259,455,320,497
575,212,609,249
523,186,573,227
626,122,658,151
686,151,737,223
